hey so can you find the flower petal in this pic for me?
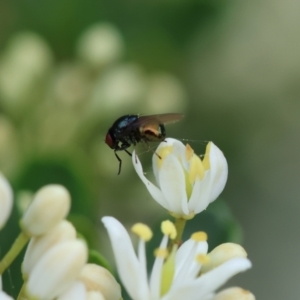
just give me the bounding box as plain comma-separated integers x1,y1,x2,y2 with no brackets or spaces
207,143,228,203
26,240,87,300
173,239,208,284
0,173,13,230
152,139,186,183
102,216,149,300
57,281,86,300
188,143,228,214
132,151,170,210
164,258,251,300
188,173,212,214
158,154,189,215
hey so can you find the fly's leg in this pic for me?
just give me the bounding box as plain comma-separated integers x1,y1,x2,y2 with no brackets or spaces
124,149,132,156
142,140,162,159
114,142,132,175
114,151,122,175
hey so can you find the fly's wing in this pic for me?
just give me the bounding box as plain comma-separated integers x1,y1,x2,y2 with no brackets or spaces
120,113,184,134
136,113,184,126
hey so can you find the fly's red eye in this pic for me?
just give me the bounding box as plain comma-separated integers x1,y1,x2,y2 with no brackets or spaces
105,133,114,148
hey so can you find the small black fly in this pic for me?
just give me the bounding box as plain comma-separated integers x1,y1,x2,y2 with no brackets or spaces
105,113,183,174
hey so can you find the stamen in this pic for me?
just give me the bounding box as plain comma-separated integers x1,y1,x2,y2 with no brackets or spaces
161,220,177,239
191,231,208,242
185,144,194,160
189,155,205,183
196,254,210,265
154,248,169,258
202,142,211,171
131,223,153,241
156,146,173,168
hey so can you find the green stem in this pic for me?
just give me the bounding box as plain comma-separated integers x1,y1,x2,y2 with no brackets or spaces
0,231,29,274
172,218,186,247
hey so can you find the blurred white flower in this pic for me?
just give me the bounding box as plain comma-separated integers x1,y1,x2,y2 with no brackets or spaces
57,281,87,300
22,220,77,277
133,138,228,219
20,185,71,236
79,264,121,300
26,240,88,300
89,64,146,117
87,291,106,300
0,173,13,230
50,64,91,106
77,23,124,67
102,216,252,300
145,73,187,113
213,287,256,300
0,32,52,109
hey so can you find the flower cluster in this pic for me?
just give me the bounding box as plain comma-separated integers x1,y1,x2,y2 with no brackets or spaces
0,138,255,299
0,175,121,300
102,139,255,300
102,217,253,300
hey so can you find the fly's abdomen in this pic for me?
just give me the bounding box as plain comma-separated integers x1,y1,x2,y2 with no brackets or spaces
140,124,166,141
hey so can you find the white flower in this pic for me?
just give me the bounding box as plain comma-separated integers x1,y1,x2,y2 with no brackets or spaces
57,281,87,300
22,220,77,277
102,216,252,300
0,173,13,230
0,32,52,106
133,138,228,219
26,240,87,300
76,23,124,67
79,264,121,300
20,185,71,236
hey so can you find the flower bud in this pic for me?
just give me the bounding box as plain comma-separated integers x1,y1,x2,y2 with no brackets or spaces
87,291,105,300
22,220,76,277
20,185,71,236
79,264,121,300
57,281,87,300
0,173,13,230
214,287,256,300
26,240,87,300
201,243,247,273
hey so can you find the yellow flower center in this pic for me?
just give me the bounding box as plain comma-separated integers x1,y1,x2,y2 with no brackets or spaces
156,146,173,169
131,223,153,241
183,144,205,198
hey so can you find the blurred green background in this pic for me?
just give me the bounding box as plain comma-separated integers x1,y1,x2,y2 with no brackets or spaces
1,0,299,299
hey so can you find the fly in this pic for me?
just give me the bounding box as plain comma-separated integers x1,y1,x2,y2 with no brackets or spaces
105,113,184,174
